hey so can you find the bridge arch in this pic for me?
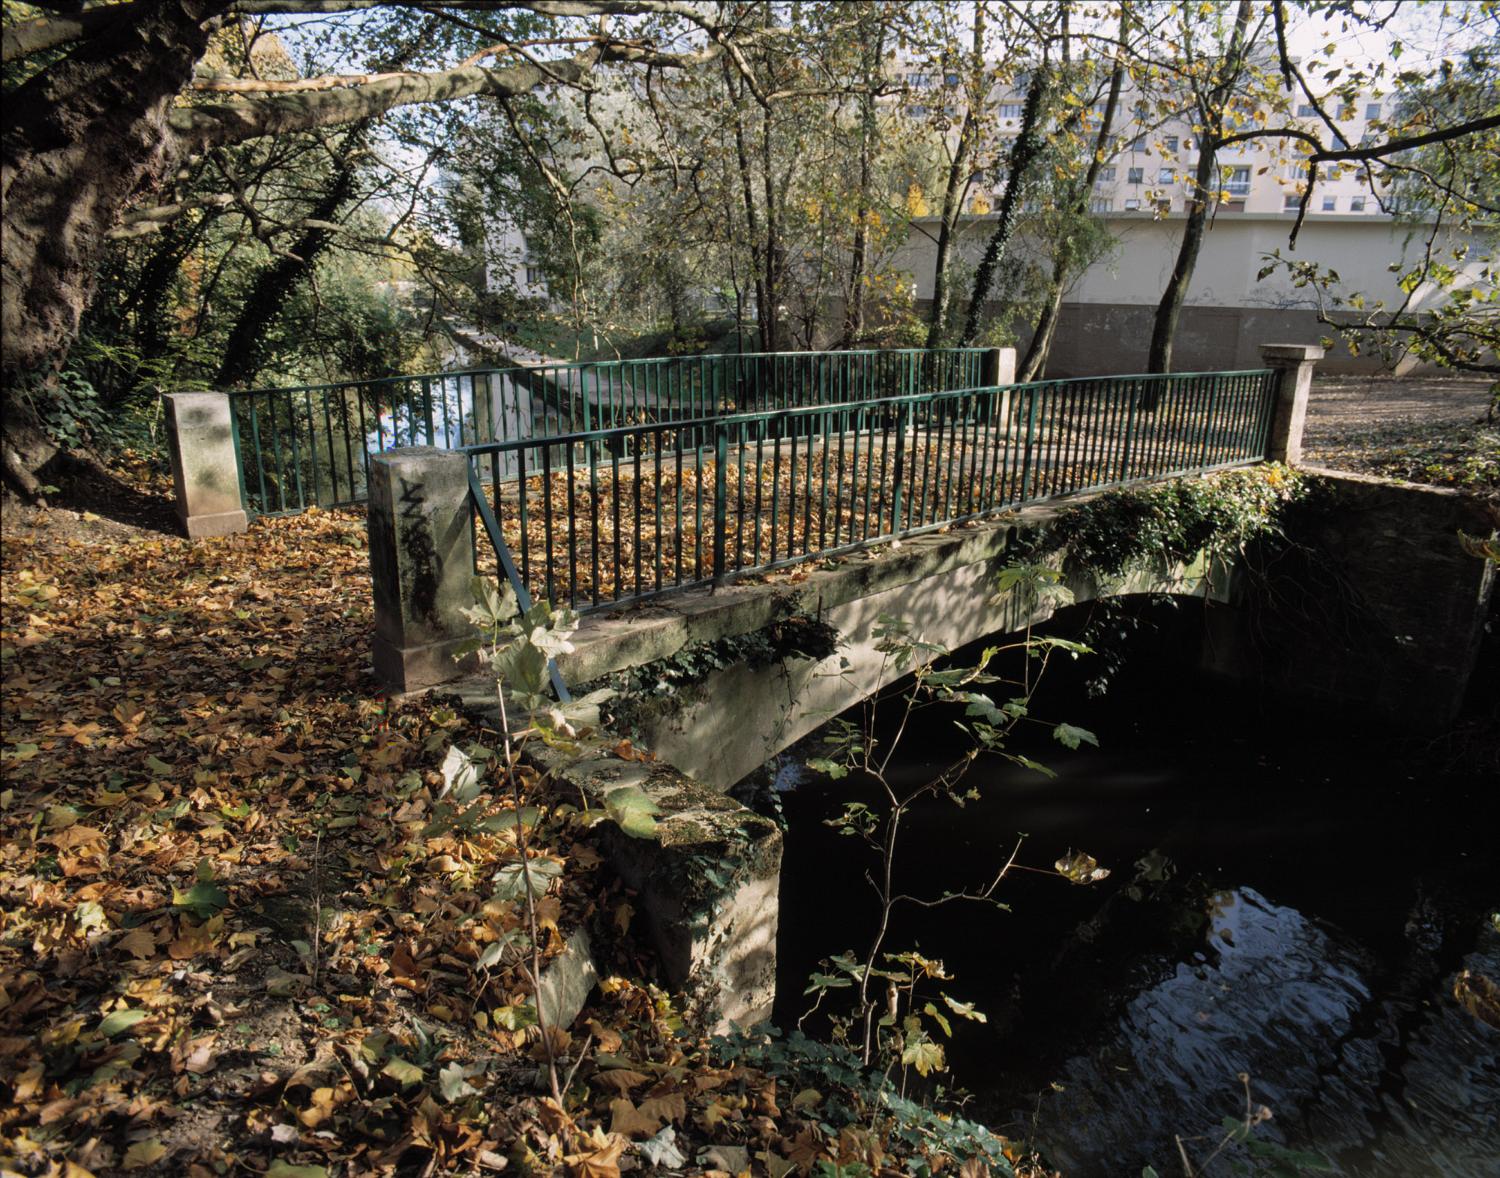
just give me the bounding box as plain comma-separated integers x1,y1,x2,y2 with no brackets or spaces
561,506,1240,790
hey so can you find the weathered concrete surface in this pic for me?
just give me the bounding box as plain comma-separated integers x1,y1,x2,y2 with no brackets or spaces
368,447,479,692
1263,343,1325,466
163,392,250,539
446,681,782,1032
559,500,1228,790
1257,468,1497,729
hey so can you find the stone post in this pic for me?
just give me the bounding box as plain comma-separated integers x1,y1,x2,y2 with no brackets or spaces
162,392,250,539
1261,343,1324,465
367,447,477,693
982,346,1018,434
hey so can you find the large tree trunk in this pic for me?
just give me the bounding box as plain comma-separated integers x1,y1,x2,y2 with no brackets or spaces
2,0,224,391
1,0,224,495
842,16,884,346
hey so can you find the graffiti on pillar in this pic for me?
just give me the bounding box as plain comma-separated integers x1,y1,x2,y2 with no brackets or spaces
399,476,440,622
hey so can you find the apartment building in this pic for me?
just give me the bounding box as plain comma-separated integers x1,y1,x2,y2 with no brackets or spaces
901,68,1391,217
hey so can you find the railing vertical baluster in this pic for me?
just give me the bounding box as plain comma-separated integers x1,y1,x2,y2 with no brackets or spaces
516,447,531,594
770,413,783,563
890,403,907,536
566,445,578,610
633,436,643,598
611,448,623,601
653,429,663,593
753,424,765,569
541,445,557,606
1019,388,1039,504
590,434,601,608
712,422,729,587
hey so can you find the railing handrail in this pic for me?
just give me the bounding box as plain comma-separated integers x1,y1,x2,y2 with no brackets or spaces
227,344,992,401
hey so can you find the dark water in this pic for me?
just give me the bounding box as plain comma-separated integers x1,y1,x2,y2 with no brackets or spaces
764,599,1500,1177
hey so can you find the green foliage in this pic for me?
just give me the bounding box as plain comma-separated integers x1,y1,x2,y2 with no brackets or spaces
712,1024,1015,1177
1043,465,1307,581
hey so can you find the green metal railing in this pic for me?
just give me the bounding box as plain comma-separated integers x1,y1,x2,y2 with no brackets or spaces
462,368,1279,616
228,347,990,516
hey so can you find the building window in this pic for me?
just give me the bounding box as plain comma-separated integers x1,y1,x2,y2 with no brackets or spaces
525,264,545,286
1156,198,1172,213
1283,194,1301,211
1096,166,1117,183
1339,104,1356,119
998,103,1023,119
1164,135,1179,152
1366,102,1381,120
1322,196,1337,211
907,72,931,89
1132,135,1147,151
1091,197,1114,213
1296,103,1317,117
1350,196,1366,212
907,104,928,119
1225,165,1251,197
944,72,960,86
1158,166,1175,184
1127,166,1144,184
1124,198,1142,210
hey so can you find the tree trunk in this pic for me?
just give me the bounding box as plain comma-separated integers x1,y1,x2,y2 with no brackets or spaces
1021,10,1130,381
2,0,225,391
1145,142,1219,375
1146,0,1253,374
215,124,369,388
923,6,986,352
842,16,884,346
958,69,1048,346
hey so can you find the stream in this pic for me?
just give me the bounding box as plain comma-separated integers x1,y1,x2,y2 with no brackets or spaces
757,598,1500,1176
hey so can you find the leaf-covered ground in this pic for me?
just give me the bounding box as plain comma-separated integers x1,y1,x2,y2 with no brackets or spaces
0,468,1053,1178
1303,374,1498,503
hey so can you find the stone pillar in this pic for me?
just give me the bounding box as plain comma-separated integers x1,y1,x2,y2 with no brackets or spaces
980,346,1017,387
162,392,250,539
982,346,1019,435
1261,343,1324,465
367,447,477,693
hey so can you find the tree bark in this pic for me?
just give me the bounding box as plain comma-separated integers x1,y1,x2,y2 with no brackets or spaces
1020,10,1129,381
215,124,370,387
923,5,986,352
957,68,1048,347
1145,0,1254,374
2,0,228,392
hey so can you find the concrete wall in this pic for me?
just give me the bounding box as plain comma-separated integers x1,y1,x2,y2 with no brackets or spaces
1214,468,1498,729
891,214,1492,376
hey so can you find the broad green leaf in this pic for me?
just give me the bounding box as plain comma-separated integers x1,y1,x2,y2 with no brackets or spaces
1052,723,1099,750
439,745,482,802
172,881,228,918
942,994,988,1023
806,757,849,780
438,1061,479,1102
100,1008,149,1037
493,857,563,900
144,755,173,777
923,1002,952,1038
605,786,661,839
123,1140,168,1170
382,1056,425,1087
901,1038,945,1077
267,1163,330,1178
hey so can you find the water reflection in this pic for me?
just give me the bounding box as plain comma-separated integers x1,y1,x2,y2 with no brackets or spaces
766,605,1500,1176
1008,885,1498,1174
